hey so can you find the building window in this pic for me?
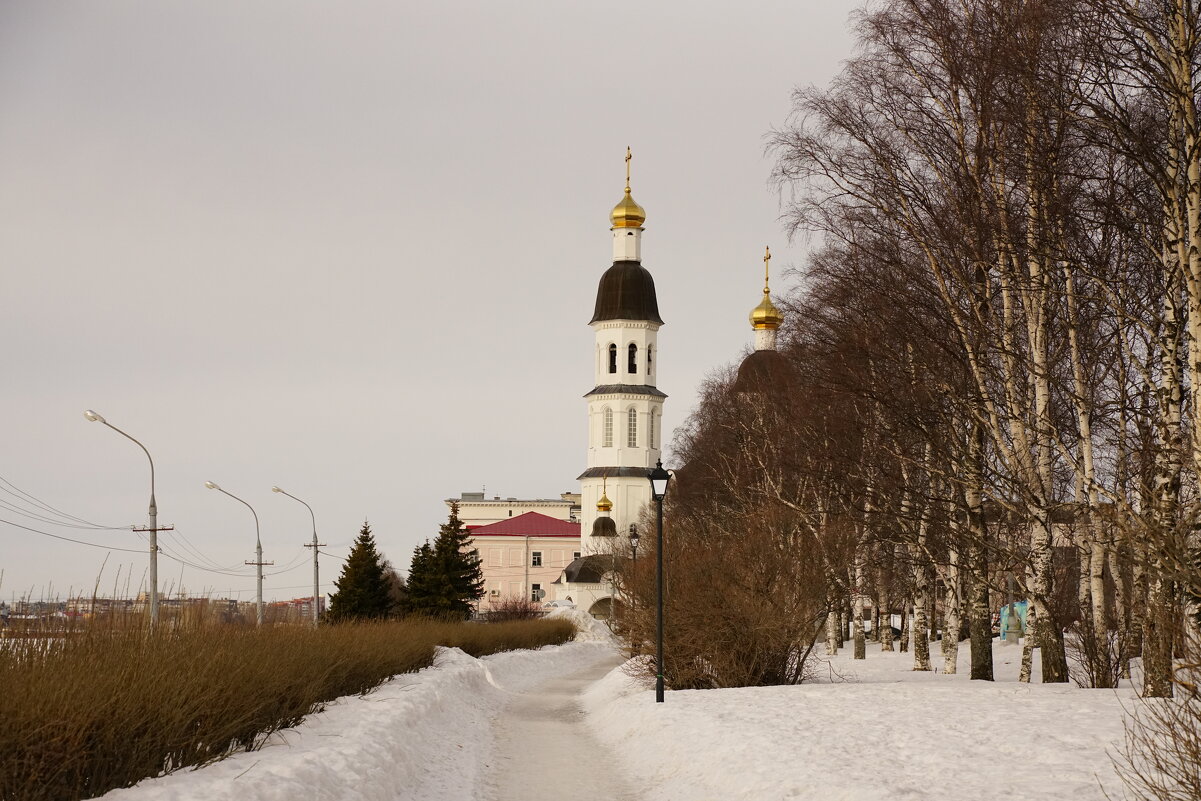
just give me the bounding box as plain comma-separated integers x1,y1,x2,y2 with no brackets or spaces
531,551,542,567
603,407,613,447
628,407,637,447
628,343,637,374
608,343,617,373
530,583,542,602
647,345,653,375
573,551,581,560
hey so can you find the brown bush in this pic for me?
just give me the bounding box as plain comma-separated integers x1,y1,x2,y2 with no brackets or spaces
484,597,546,622
1114,659,1201,801
0,617,575,801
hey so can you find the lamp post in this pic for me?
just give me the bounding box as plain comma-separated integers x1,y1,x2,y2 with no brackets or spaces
205,482,269,626
629,523,640,658
648,459,671,703
272,486,323,626
84,410,161,628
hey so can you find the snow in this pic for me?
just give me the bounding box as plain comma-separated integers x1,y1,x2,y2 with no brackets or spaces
584,640,1136,801
98,636,616,801
99,623,1138,801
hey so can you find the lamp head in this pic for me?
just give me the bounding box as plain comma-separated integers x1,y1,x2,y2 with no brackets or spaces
83,410,105,423
629,524,640,549
271,486,283,493
649,459,671,500
204,481,220,490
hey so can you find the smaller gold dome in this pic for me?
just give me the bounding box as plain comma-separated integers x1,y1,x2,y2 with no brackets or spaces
610,187,646,229
597,491,613,513
751,289,784,330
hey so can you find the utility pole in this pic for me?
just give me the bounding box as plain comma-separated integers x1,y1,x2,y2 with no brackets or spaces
273,487,323,626
206,482,271,626
303,535,325,625
84,410,167,628
246,545,273,626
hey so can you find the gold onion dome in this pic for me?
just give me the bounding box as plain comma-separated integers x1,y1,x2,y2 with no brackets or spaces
610,146,646,229
750,245,784,330
597,490,613,513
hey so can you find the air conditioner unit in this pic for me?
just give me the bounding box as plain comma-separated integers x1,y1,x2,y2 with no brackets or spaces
489,589,500,596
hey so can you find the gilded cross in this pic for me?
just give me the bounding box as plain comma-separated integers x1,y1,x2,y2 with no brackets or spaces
625,147,632,191
763,245,772,291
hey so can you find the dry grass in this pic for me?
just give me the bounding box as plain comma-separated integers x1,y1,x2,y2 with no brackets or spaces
0,617,575,801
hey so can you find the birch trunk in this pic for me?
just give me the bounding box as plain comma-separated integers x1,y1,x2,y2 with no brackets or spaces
880,571,894,652
965,426,993,680
853,556,866,660
913,501,932,671
942,544,960,674
826,610,840,656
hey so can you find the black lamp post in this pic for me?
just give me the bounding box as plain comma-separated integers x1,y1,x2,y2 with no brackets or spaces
629,524,640,562
648,459,671,703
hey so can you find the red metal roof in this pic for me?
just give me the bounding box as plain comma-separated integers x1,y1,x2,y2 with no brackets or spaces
468,511,581,538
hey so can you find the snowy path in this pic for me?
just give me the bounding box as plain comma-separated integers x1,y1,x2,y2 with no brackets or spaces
483,652,640,801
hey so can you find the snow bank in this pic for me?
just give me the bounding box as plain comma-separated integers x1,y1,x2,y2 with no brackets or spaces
583,641,1133,801
99,636,615,801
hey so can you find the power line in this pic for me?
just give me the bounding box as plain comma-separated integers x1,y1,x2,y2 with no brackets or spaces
0,474,125,529
0,516,144,553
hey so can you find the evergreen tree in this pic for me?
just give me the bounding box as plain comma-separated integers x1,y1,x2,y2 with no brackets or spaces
327,521,392,621
405,504,484,619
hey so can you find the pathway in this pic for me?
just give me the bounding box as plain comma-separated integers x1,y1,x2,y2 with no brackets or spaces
482,651,641,801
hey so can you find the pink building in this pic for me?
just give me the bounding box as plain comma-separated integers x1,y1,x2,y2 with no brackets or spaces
467,512,581,608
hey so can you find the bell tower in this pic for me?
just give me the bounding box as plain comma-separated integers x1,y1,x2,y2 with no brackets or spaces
579,149,666,554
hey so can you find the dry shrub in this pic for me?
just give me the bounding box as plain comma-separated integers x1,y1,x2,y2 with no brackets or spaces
484,597,545,622
1114,659,1201,801
436,617,575,655
620,502,834,689
0,616,574,801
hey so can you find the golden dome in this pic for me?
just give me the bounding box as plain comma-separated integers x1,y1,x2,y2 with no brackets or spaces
750,290,784,330
610,146,646,229
611,188,646,229
597,491,613,513
750,245,784,330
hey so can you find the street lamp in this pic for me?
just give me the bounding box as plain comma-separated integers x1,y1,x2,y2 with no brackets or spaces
84,410,161,628
272,486,323,627
648,459,671,703
205,481,268,626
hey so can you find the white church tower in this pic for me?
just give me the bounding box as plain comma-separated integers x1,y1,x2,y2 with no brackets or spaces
579,149,665,554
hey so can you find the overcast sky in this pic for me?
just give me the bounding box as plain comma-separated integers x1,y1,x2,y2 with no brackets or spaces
0,1,856,603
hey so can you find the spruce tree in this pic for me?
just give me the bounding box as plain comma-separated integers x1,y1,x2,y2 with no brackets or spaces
405,504,484,619
327,521,392,621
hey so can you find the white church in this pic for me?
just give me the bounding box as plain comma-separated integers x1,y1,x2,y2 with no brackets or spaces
452,150,785,618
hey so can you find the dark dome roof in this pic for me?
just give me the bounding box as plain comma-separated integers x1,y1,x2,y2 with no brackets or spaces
732,349,796,395
591,516,618,537
590,261,664,325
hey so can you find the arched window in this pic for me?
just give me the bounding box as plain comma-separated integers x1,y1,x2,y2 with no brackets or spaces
628,343,638,374
647,345,653,375
650,410,657,450
602,407,613,447
627,408,638,447
608,343,617,374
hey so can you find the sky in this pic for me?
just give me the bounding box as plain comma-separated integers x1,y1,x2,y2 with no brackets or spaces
0,1,856,603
